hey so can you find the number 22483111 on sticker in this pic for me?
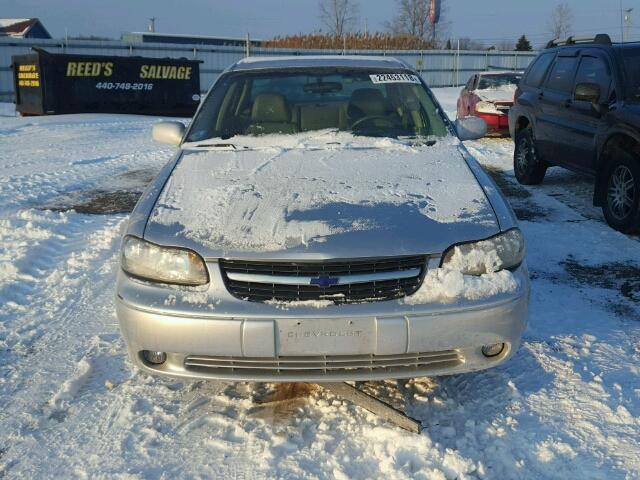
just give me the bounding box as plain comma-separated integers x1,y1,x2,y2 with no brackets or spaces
369,73,421,84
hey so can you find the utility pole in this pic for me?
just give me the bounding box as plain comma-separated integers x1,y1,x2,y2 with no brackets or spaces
148,17,156,33
456,38,460,86
624,8,633,42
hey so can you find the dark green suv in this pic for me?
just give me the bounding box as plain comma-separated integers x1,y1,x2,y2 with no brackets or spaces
509,34,640,233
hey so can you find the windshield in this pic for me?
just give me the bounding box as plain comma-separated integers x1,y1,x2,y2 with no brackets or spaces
620,47,640,102
477,73,521,90
186,69,448,142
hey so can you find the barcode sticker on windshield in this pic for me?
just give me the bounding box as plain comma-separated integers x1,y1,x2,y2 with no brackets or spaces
369,73,421,84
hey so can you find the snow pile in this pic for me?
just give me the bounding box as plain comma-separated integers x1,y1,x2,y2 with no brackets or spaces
150,136,497,253
49,357,93,409
444,229,523,275
445,243,503,274
407,268,518,304
0,102,16,117
408,230,522,303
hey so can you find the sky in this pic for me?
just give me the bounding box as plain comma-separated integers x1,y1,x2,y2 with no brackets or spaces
2,0,639,47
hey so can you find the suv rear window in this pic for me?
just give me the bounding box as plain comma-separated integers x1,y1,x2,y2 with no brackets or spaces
524,53,554,87
546,56,578,93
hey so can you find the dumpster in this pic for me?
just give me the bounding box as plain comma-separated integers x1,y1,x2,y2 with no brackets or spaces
13,49,201,117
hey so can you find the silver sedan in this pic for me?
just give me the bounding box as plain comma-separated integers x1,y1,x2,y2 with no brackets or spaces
116,55,530,382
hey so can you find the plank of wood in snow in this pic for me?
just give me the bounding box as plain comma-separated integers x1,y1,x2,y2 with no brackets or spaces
320,382,422,434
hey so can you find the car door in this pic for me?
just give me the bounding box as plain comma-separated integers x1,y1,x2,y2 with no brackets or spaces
514,52,555,135
563,53,614,173
535,52,580,165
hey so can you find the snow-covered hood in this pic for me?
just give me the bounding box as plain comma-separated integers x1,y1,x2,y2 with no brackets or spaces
144,137,500,259
476,85,516,104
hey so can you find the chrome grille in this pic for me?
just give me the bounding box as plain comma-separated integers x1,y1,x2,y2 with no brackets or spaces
219,256,426,303
184,350,464,377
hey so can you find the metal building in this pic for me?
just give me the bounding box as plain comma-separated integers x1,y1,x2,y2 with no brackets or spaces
121,32,262,47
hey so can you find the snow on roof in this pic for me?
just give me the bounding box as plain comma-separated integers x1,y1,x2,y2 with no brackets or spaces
0,18,30,28
0,18,42,37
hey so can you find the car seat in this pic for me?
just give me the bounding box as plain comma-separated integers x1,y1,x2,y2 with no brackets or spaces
246,93,297,135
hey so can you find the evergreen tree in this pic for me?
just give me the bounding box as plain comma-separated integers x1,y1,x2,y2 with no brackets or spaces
515,35,532,51
445,38,452,50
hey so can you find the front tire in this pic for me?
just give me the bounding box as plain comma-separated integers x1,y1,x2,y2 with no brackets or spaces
602,152,640,233
514,128,547,185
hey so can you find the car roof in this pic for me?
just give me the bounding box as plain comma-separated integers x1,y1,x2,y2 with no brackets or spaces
229,55,412,72
547,41,640,53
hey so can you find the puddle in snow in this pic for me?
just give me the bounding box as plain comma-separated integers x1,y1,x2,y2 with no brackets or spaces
41,168,158,215
562,256,640,303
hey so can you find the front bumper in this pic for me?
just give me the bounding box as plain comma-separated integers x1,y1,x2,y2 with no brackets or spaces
116,263,530,382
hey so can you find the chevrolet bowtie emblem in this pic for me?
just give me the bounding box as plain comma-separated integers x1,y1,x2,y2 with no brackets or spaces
309,276,339,287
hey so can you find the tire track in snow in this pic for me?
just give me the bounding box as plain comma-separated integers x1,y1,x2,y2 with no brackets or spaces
0,214,128,477
0,214,125,398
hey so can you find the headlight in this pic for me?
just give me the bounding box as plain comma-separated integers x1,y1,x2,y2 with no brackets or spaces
441,229,524,275
121,236,209,285
475,101,502,115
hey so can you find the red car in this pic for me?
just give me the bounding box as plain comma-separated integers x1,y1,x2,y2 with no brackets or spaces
457,71,522,134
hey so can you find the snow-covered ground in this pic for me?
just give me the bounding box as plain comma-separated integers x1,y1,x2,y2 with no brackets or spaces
1,94,639,479
434,86,462,121
0,102,16,117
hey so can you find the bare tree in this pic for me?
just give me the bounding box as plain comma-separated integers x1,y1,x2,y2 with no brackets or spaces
387,0,449,47
388,0,430,38
548,3,573,40
319,0,359,37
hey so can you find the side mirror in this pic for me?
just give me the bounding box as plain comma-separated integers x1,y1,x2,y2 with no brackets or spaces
152,121,185,146
455,116,487,141
574,83,601,104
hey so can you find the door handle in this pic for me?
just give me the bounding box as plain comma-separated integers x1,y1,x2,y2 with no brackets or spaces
538,92,544,99
564,99,573,108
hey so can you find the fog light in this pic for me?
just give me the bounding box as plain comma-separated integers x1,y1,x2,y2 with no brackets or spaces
143,350,167,365
481,343,505,358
